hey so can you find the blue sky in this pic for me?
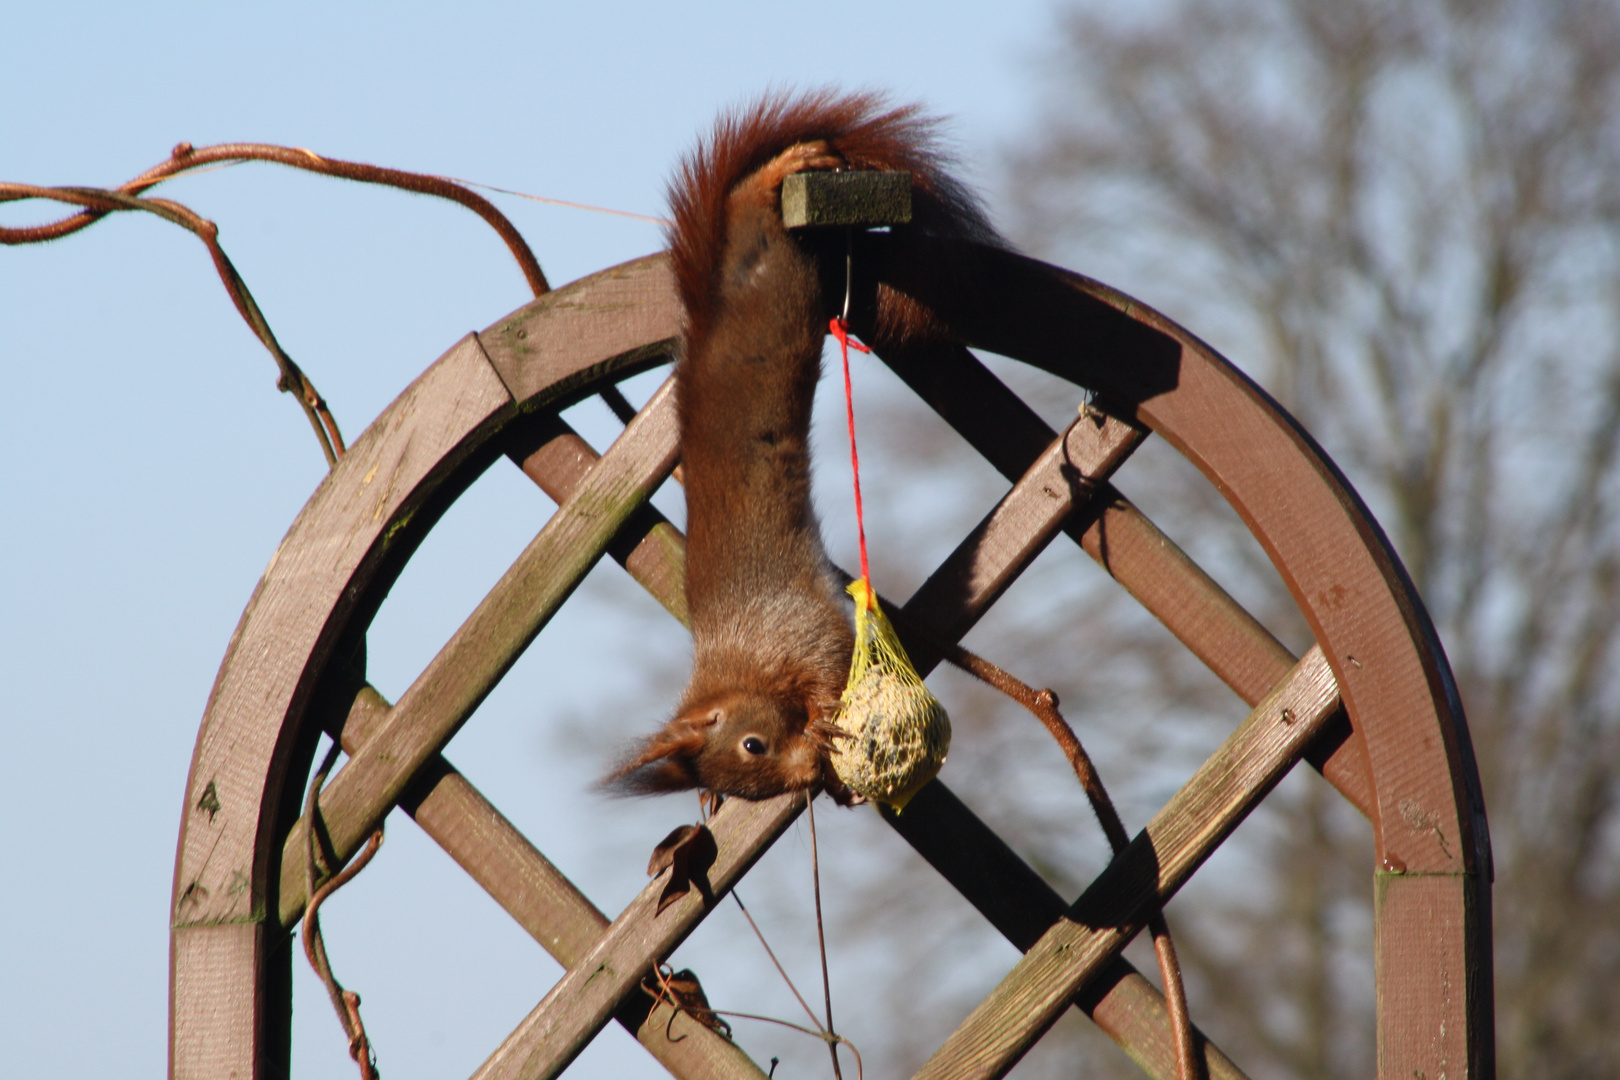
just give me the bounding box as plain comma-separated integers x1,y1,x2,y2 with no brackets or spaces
1,3,1072,1077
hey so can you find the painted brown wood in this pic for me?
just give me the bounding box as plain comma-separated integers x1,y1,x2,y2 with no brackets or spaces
901,405,1147,663
878,340,1377,821
506,391,1246,1078
1070,493,1375,820
334,686,767,1080
913,648,1340,1080
887,783,1249,1080
882,242,1490,1071
469,792,804,1080
174,245,1488,1079
1375,869,1493,1078
508,409,688,626
478,254,679,407
173,257,683,1079
172,335,517,1080
276,379,681,930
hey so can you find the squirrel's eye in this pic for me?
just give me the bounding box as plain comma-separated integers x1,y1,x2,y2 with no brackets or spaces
742,736,767,755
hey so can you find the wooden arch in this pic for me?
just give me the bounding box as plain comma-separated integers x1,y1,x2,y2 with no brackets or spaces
169,246,1493,1079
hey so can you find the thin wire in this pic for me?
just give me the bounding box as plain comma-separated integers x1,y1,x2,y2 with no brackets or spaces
731,892,826,1034
719,1016,868,1080
841,227,854,323
433,174,672,226
807,793,842,1080
710,1012,865,1080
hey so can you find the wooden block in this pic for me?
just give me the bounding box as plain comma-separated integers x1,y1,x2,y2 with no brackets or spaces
781,170,911,229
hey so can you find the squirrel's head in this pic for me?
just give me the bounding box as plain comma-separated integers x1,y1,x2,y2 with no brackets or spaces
605,691,826,801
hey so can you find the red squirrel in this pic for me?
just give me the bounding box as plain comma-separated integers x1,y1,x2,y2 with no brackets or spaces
608,91,1000,800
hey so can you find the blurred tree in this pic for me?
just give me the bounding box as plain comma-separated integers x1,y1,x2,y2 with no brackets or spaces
975,0,1620,1076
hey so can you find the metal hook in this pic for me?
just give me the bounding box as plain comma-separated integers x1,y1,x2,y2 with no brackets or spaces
841,226,854,325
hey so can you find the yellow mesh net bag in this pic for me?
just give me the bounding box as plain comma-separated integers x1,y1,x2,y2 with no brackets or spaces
830,579,951,811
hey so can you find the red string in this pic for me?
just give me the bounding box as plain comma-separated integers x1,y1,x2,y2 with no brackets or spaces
831,317,873,592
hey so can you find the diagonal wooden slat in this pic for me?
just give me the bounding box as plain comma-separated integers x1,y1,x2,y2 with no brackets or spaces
507,411,688,626
1065,492,1372,816
898,405,1147,668
276,378,681,929
884,782,1249,1080
915,254,1493,1077
173,257,687,1080
465,404,1148,1080
330,686,769,1080
912,648,1341,1080
470,791,803,1080
497,391,1245,1080
878,340,1375,819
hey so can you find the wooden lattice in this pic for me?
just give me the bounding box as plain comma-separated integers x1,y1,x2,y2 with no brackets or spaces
169,245,1493,1080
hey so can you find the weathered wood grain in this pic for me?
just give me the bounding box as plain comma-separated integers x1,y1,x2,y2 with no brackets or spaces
171,922,272,1080
1375,868,1493,1079
781,169,912,229
469,792,803,1080
508,408,687,626
172,336,517,1080
173,256,685,1080
900,405,1147,665
456,410,1136,1080
913,648,1340,1080
889,241,1485,877
334,686,767,1080
479,254,679,409
1069,492,1375,819
276,379,680,930
173,244,1489,1079
176,336,514,934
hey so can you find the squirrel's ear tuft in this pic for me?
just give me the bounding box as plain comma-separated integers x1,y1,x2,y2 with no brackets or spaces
601,714,712,795
605,756,702,795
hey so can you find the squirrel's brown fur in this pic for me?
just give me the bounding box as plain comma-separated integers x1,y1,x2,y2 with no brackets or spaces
609,91,1000,800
